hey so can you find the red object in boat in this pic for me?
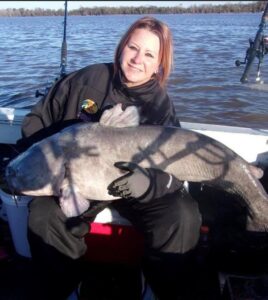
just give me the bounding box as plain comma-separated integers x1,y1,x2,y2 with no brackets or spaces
84,222,144,265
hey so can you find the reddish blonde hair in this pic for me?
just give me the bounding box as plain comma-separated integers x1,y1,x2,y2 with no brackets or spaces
114,16,173,87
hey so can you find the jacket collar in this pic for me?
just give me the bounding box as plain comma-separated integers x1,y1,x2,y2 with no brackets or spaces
113,69,160,103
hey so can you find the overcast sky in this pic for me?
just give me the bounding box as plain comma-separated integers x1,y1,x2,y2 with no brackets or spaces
0,1,253,10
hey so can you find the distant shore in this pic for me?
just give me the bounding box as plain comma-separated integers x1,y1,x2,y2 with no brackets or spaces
0,1,265,17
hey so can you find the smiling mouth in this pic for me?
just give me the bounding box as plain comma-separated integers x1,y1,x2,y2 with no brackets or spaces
128,64,142,72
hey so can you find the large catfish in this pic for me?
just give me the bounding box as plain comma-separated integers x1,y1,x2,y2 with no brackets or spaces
5,110,268,231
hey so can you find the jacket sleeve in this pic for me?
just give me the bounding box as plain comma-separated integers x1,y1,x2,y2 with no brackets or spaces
137,168,184,203
160,96,181,127
17,63,114,151
141,89,181,127
16,74,73,150
137,90,182,202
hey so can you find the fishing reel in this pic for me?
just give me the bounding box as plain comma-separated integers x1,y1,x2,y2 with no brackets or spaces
35,85,51,98
235,35,268,83
235,39,254,67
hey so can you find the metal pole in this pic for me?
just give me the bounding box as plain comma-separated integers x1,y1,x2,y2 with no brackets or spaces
240,2,268,83
60,0,68,77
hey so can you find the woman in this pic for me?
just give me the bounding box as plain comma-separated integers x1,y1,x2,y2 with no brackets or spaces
18,16,201,300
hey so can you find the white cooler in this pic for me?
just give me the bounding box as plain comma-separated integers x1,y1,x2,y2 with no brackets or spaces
0,188,32,258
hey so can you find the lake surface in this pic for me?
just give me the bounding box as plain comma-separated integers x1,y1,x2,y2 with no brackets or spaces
0,13,268,129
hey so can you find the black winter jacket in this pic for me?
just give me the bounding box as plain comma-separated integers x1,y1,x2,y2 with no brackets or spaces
19,63,180,148
18,62,183,202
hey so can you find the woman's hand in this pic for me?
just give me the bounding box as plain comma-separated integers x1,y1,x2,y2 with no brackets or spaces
107,162,151,199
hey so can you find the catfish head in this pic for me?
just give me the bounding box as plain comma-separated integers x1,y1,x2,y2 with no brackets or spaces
5,136,66,196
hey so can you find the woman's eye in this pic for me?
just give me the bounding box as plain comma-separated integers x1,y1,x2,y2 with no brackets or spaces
146,53,154,58
128,45,137,50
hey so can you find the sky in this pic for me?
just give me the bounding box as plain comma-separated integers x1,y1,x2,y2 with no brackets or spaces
0,1,253,10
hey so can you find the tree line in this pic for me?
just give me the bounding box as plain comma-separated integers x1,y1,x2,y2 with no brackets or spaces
0,1,267,17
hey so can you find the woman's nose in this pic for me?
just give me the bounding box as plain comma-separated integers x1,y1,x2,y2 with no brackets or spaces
132,51,143,64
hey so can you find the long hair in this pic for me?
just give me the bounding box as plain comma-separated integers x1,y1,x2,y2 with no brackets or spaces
114,16,173,87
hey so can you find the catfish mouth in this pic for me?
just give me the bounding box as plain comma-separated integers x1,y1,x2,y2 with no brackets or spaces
4,165,31,195
5,159,66,197
5,165,18,194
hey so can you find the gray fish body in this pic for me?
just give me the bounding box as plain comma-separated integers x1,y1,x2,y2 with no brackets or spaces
6,122,268,231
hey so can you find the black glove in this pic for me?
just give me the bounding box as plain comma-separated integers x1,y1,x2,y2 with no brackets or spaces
66,201,113,237
66,217,90,238
107,162,151,199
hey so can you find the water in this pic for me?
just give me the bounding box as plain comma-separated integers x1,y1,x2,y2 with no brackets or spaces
0,13,267,129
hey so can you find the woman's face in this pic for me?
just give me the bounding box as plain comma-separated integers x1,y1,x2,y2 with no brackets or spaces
120,28,160,87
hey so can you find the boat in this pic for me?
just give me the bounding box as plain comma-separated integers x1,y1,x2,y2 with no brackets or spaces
0,106,268,299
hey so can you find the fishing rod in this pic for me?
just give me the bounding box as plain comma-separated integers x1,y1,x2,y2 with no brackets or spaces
60,0,68,78
235,2,268,83
36,0,68,97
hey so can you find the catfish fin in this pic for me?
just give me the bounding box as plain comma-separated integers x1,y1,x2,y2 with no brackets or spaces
59,184,90,218
99,103,139,127
249,164,264,179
